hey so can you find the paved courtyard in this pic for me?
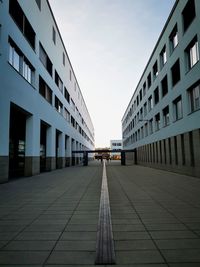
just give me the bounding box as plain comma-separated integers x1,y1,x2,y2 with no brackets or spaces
0,161,200,266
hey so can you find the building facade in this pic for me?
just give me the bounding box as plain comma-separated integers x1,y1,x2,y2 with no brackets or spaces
122,0,200,178
110,140,122,159
0,0,95,183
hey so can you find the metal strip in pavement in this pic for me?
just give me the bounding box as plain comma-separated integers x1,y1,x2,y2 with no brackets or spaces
95,160,116,265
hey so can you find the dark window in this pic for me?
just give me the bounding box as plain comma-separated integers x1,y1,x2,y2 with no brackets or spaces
188,81,200,112
171,59,180,86
147,72,152,89
9,0,35,49
64,87,70,103
148,95,153,111
163,105,170,126
55,96,63,114
39,76,52,104
182,0,196,32
63,52,65,66
52,26,56,44
155,113,160,131
143,82,146,96
154,87,159,105
160,45,167,68
39,43,53,76
139,89,142,101
169,24,178,53
153,61,158,79
173,95,182,121
185,36,199,70
55,70,63,92
161,75,168,97
35,0,41,10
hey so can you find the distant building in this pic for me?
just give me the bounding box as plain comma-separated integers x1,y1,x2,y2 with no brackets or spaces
0,0,94,183
110,140,122,159
122,0,200,178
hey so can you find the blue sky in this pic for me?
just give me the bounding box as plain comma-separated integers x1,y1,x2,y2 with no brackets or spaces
49,0,175,148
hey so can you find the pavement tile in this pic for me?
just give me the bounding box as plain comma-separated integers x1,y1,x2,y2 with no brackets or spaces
47,251,95,264
114,231,150,240
112,218,141,224
65,224,97,231
113,224,145,231
145,223,187,231
15,232,61,240
3,240,56,251
60,231,96,240
0,251,49,264
69,218,98,225
115,240,156,250
25,224,65,232
116,250,164,264
55,240,95,251
150,230,198,239
161,249,200,262
169,264,200,267
155,239,200,249
0,232,18,241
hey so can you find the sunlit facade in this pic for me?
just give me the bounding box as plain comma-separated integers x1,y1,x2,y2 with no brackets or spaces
0,0,94,183
122,0,200,177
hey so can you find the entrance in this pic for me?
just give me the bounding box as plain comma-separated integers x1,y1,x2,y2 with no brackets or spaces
9,104,27,178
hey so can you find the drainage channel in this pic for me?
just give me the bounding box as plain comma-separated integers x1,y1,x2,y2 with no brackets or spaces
95,160,116,265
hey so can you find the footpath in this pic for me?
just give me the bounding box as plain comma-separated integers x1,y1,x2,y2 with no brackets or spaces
0,161,200,266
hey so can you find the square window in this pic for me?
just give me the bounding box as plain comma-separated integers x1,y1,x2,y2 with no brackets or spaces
155,113,160,131
148,95,153,111
147,72,152,89
188,82,200,112
173,95,182,121
182,0,196,32
52,26,56,44
160,45,167,69
171,59,180,86
163,106,170,126
143,82,146,96
185,36,199,70
153,61,158,79
161,75,168,97
169,24,178,53
154,87,159,105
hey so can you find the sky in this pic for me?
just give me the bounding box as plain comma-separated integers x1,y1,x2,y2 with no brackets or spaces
49,0,175,148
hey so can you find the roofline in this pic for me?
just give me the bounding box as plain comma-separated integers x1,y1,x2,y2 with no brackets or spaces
121,0,179,122
46,0,94,130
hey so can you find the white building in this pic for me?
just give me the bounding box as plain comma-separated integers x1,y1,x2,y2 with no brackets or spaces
122,0,200,177
0,0,95,183
110,140,122,159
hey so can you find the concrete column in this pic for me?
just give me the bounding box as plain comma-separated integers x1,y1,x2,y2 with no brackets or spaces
65,135,71,166
0,100,10,183
71,139,75,166
176,134,183,169
57,132,65,168
46,126,56,171
25,115,40,176
192,129,200,177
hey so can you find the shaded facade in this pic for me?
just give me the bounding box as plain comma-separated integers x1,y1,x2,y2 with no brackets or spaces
0,0,95,183
122,0,200,177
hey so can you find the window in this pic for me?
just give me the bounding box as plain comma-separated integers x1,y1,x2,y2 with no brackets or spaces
149,119,153,134
163,106,170,126
64,87,70,103
35,0,41,10
52,26,56,44
182,0,196,32
147,72,152,89
140,107,143,120
63,52,65,66
9,0,35,49
69,69,72,81
136,95,139,106
55,70,63,92
145,123,148,137
39,76,52,104
169,24,178,53
143,82,146,96
144,102,147,117
9,38,35,85
55,96,63,114
154,87,159,105
188,82,200,112
141,126,144,139
185,36,199,70
161,75,168,97
139,89,142,101
153,61,158,80
171,59,180,86
173,95,182,121
39,43,52,76
155,113,160,131
63,108,70,122
160,45,167,68
148,95,153,111
71,99,75,111
71,116,75,128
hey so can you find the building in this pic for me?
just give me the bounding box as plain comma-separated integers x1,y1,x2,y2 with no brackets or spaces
0,0,95,183
110,140,122,159
122,0,200,177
